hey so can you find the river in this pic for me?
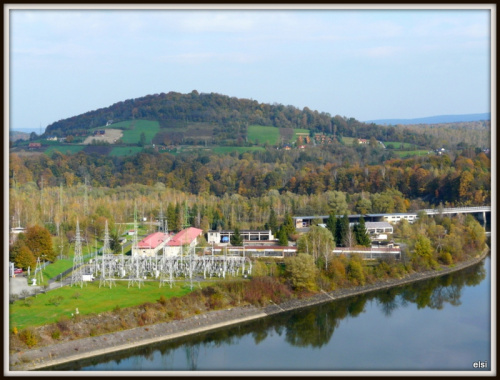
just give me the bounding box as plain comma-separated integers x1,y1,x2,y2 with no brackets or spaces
48,256,491,372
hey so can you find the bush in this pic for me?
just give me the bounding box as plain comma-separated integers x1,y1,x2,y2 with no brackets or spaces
48,295,64,306
19,328,38,348
439,251,453,265
244,276,292,306
285,253,317,291
57,315,71,331
23,297,34,307
157,295,167,306
347,259,366,286
51,328,61,340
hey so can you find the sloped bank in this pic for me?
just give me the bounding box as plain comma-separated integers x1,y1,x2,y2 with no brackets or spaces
9,249,489,372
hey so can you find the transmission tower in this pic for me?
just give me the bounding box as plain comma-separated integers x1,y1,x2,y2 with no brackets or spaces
102,220,111,255
99,220,116,288
71,219,84,288
34,256,44,285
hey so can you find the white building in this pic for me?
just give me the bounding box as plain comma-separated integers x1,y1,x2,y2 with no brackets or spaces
207,230,274,245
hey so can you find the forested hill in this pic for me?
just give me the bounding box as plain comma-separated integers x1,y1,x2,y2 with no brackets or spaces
44,90,432,146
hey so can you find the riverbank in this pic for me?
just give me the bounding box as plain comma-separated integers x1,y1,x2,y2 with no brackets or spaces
9,249,490,372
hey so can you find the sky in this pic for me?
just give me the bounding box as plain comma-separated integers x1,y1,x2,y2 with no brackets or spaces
7,5,492,132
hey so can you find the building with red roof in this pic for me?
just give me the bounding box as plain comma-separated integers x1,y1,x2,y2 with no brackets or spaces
164,227,203,256
132,232,170,257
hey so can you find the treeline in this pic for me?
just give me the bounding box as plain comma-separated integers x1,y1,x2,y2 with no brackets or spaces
9,144,491,207
44,91,434,147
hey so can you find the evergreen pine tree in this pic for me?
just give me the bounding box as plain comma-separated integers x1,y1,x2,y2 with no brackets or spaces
230,227,243,246
278,227,288,246
354,217,371,247
326,210,337,244
283,211,296,237
268,208,278,235
336,214,349,247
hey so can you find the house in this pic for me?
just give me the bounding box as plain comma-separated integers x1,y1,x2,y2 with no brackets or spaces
132,232,170,257
127,230,137,236
357,138,369,144
164,227,203,256
28,142,41,149
46,136,58,141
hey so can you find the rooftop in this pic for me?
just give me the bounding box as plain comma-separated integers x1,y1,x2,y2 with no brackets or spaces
137,232,169,249
167,227,203,247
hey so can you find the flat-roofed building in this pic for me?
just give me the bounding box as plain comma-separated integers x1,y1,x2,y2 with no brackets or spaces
364,221,394,235
212,245,296,258
207,230,274,245
365,213,418,224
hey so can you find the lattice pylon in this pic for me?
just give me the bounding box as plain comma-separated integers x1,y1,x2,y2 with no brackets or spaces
71,219,84,288
102,220,111,255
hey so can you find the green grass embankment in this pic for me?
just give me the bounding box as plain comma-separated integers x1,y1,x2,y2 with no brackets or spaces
10,281,194,330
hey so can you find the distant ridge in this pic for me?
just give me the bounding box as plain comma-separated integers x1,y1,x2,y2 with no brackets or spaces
365,113,490,125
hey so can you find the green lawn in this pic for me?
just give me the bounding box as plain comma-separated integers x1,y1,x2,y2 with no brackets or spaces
105,120,160,145
10,281,195,330
247,125,280,145
109,146,144,156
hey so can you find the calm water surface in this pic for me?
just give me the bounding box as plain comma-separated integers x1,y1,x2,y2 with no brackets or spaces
49,256,491,372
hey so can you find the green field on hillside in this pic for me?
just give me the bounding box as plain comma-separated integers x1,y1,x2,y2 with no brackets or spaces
293,129,310,142
342,137,356,145
109,146,144,156
106,120,160,144
9,281,194,330
393,150,430,158
384,141,421,149
44,145,86,156
211,146,266,154
247,125,280,145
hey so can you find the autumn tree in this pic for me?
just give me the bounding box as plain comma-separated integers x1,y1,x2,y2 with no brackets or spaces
346,255,366,286
24,225,55,261
285,253,317,291
14,245,36,270
297,226,335,269
412,235,437,270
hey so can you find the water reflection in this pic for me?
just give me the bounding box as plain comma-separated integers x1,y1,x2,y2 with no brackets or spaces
47,258,488,371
